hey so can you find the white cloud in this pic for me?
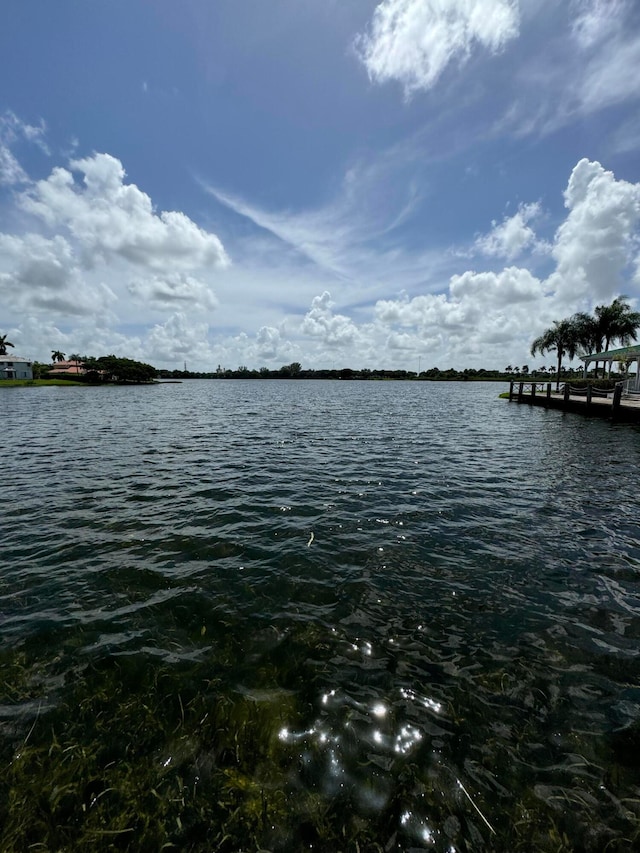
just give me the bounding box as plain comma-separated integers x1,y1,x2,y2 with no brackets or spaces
355,0,520,95
371,159,640,367
256,325,286,359
200,326,299,370
450,266,544,304
128,273,219,310
474,202,544,260
373,270,544,364
551,158,640,302
21,153,229,272
499,1,640,138
0,110,48,185
578,30,640,115
0,145,27,186
1,144,230,367
570,0,628,49
0,232,116,317
301,291,362,347
146,312,212,365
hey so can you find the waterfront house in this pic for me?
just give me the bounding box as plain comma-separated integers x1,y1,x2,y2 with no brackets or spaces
0,357,33,380
48,359,86,377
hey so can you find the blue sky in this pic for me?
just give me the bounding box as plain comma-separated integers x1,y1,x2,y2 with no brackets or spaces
1,0,640,371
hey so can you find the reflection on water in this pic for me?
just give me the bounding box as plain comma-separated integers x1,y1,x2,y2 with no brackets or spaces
1,380,640,851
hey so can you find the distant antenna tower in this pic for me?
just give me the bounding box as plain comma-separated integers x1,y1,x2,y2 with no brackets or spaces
184,361,187,372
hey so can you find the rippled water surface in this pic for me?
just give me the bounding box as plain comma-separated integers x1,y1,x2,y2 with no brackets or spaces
2,380,640,851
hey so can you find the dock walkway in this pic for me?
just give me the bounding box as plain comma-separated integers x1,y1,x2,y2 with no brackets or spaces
508,381,640,424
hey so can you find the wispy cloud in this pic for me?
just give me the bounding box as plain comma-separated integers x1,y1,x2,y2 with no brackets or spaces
0,110,49,185
355,0,520,96
200,151,435,297
493,0,640,138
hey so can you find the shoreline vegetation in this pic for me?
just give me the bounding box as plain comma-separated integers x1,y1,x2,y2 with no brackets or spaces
1,366,631,388
3,369,625,388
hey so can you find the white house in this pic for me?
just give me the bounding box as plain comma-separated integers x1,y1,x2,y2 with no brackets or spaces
0,357,33,380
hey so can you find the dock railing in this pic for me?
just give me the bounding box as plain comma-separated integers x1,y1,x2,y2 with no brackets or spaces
508,380,553,403
508,380,624,415
622,377,640,397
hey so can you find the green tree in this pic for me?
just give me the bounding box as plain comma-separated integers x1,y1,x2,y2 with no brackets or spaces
94,355,157,383
279,362,302,378
31,361,50,379
0,334,15,356
595,295,640,351
530,317,583,390
51,350,66,363
572,298,640,377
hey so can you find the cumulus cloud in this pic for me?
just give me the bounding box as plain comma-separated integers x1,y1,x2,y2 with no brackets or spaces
128,273,219,310
256,325,286,359
146,313,212,364
450,266,544,304
0,232,116,317
21,153,229,272
0,139,232,368
355,0,520,95
372,158,640,366
551,158,640,302
376,290,485,340
301,291,361,347
374,270,544,363
474,202,544,260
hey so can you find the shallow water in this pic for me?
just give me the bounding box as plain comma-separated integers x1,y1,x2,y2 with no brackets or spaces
2,380,640,850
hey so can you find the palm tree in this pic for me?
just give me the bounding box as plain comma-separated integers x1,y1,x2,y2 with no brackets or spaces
571,311,603,376
51,350,66,363
68,353,84,374
0,334,15,356
595,296,640,352
531,316,583,390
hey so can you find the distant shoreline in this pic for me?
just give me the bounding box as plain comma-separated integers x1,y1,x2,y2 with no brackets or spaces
0,375,583,387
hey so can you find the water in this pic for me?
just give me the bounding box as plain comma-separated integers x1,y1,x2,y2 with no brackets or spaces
2,380,640,851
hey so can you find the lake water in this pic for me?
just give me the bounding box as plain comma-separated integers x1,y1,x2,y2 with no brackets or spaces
2,380,640,851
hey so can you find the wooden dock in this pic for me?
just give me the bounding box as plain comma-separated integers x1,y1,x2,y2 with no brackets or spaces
508,381,640,423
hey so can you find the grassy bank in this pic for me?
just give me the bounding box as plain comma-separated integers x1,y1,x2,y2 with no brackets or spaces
0,379,87,387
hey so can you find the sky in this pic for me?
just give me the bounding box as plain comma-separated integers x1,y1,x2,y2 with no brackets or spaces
1,0,640,372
